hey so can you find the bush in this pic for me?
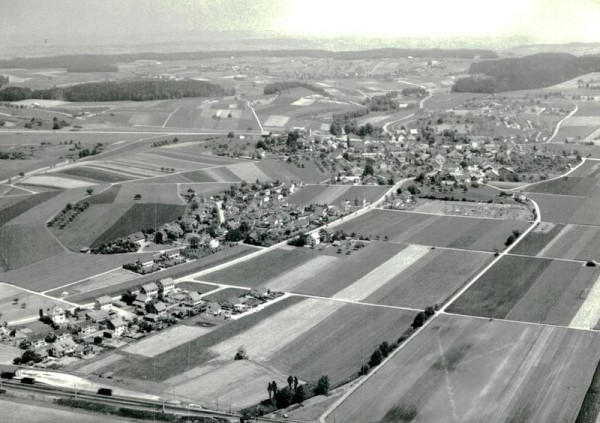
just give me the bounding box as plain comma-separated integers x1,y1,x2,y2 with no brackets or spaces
314,376,330,396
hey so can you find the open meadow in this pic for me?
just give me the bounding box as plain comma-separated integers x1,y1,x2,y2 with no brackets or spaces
0,283,69,324
287,184,389,206
326,314,600,423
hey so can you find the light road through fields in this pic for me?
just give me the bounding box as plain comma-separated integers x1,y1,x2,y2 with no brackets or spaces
546,100,578,143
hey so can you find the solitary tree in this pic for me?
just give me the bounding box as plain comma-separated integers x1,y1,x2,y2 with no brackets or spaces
287,375,294,390
314,376,330,396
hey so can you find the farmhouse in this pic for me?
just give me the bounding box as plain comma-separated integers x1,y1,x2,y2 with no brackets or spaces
49,306,67,326
184,291,204,308
206,302,222,315
94,296,113,311
107,317,127,338
159,277,176,294
141,282,159,298
85,309,110,323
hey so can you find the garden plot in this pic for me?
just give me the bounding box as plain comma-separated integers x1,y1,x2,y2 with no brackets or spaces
123,325,216,358
0,283,69,324
20,175,95,189
337,209,530,252
448,254,600,327
326,314,600,423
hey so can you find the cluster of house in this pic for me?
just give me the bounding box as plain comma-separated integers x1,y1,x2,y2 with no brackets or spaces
2,277,283,367
123,250,186,275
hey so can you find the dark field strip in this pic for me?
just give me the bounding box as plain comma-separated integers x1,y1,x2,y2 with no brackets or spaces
576,360,600,423
510,223,565,256
57,166,133,183
526,176,599,197
91,203,186,247
86,184,122,204
65,245,255,303
112,296,304,381
0,190,60,226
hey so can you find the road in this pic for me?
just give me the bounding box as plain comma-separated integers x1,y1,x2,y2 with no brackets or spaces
546,100,578,143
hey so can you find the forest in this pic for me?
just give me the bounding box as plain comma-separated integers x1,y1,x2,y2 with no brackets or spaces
0,79,231,102
263,81,326,95
453,53,600,92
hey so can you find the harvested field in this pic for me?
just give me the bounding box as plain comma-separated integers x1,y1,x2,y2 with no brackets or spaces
152,148,241,166
448,255,600,327
0,225,64,271
184,167,240,183
0,398,129,423
1,251,155,292
528,193,587,224
91,203,186,247
0,344,21,365
288,185,389,206
331,245,430,302
337,210,530,252
365,249,493,309
0,283,68,324
46,268,138,299
56,166,134,183
534,224,600,261
170,360,289,410
112,183,184,204
265,255,339,292
570,273,600,329
55,203,132,251
326,314,600,423
122,325,216,358
20,175,95,189
576,360,600,423
76,354,122,375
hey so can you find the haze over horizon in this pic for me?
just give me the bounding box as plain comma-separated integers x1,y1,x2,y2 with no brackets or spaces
1,0,600,51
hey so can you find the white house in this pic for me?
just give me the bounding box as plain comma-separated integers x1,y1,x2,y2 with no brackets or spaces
94,296,113,311
50,306,67,326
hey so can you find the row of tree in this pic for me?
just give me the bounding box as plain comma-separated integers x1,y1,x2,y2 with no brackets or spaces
263,81,326,95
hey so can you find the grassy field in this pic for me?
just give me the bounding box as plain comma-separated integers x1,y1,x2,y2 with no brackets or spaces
91,203,186,247
0,224,64,271
576,360,600,423
511,222,566,256
0,283,68,324
336,210,530,252
45,268,138,299
448,255,600,327
529,193,600,225
526,175,600,196
365,249,493,309
55,203,132,251
257,159,328,184
123,325,216,358
326,314,600,423
86,185,121,204
1,251,155,292
288,185,389,206
201,287,249,303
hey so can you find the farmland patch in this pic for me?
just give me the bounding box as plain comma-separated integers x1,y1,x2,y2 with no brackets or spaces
326,314,600,423
0,225,64,271
123,325,216,358
56,166,135,183
448,255,600,326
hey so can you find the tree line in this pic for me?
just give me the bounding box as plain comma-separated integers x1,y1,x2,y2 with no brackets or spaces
0,79,232,102
263,81,326,95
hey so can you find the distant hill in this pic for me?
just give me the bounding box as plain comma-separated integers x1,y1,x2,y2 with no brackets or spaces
0,48,497,71
507,43,600,57
452,53,600,93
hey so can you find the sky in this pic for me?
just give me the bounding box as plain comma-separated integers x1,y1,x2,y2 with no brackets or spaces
2,0,600,46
